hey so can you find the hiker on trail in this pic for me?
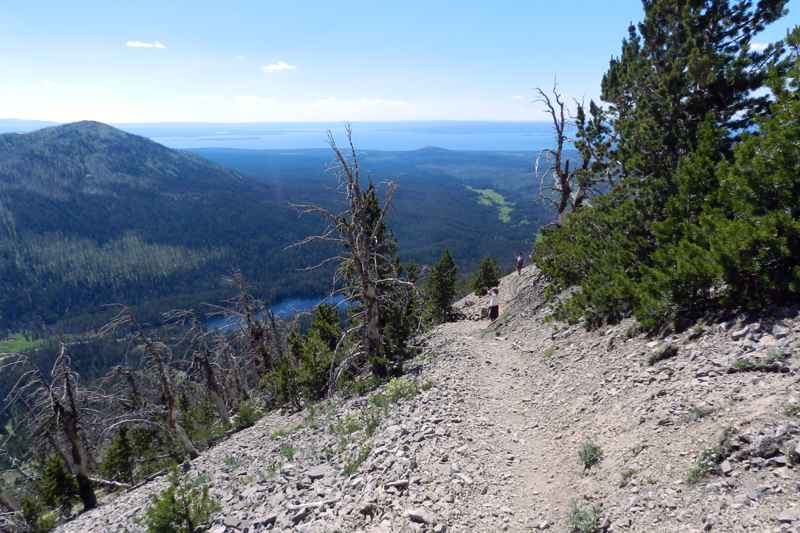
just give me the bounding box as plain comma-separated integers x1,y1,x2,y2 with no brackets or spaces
516,252,524,275
488,287,500,321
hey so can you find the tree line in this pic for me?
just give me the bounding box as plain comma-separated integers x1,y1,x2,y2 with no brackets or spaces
531,0,800,331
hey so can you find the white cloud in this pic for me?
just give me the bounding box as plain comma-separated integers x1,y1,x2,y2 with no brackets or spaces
126,40,166,49
512,95,524,101
750,42,769,53
261,61,296,73
233,55,246,62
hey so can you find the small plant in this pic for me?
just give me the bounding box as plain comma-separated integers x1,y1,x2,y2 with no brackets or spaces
687,428,735,484
732,358,756,371
235,400,261,429
567,499,602,533
332,414,363,436
784,402,800,417
543,345,557,360
420,379,434,392
270,421,303,439
368,393,389,411
647,343,678,365
686,405,714,422
141,470,220,533
347,375,383,396
619,467,637,488
385,378,417,403
222,454,241,471
260,459,280,480
343,445,371,476
766,347,789,363
362,406,383,437
279,446,296,461
578,439,604,471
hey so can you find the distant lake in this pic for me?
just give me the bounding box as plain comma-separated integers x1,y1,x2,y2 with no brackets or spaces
118,121,563,152
205,294,347,331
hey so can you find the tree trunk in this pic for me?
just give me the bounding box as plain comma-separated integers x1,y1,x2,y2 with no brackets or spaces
200,350,230,426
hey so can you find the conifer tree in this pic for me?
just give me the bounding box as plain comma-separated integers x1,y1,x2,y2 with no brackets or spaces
293,126,417,384
37,454,79,516
473,256,501,296
533,0,791,327
428,250,458,323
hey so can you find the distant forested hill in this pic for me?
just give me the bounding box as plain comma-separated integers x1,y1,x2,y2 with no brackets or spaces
193,146,551,265
0,122,550,332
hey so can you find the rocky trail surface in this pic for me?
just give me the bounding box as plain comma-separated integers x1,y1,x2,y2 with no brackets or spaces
58,267,800,532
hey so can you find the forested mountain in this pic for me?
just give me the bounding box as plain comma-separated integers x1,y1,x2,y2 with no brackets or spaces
0,122,329,330
0,122,548,332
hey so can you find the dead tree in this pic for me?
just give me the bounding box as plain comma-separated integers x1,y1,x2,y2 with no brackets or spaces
204,273,284,387
1,345,99,511
100,308,199,460
290,125,410,385
534,83,614,225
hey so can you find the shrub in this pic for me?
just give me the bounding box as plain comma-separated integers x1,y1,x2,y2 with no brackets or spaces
235,400,261,429
343,445,371,476
21,495,57,533
179,395,222,448
385,377,417,403
785,403,800,417
279,446,295,461
686,405,714,422
619,468,636,488
647,343,678,365
578,440,604,471
36,455,79,515
362,406,383,437
100,426,134,485
140,470,220,533
567,499,602,533
687,428,735,484
332,414,363,436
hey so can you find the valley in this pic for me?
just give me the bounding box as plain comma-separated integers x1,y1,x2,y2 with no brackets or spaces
0,122,550,334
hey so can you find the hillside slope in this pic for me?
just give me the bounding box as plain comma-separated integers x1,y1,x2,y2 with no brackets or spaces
0,122,549,332
56,268,800,532
0,122,330,329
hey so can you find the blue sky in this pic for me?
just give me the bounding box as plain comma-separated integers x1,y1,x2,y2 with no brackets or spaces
0,0,797,123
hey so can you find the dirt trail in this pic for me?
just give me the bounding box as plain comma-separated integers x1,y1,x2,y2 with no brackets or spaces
423,273,584,532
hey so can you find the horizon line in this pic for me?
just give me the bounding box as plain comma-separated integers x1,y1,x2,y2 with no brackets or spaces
0,117,554,126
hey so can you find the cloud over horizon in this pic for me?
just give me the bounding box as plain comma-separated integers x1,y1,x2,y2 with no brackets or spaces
750,42,769,52
125,40,166,49
261,61,296,73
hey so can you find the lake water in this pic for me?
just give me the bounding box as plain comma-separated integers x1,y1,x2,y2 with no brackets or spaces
118,121,561,152
205,294,347,331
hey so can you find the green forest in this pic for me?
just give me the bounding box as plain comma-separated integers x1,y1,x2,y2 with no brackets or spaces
0,123,547,333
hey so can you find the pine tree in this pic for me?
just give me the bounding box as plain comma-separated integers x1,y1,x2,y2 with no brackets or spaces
533,0,791,327
37,455,79,516
428,250,458,323
100,426,135,484
473,256,501,296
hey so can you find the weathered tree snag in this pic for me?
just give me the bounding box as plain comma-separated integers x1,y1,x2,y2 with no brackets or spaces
1,345,99,511
290,125,400,385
